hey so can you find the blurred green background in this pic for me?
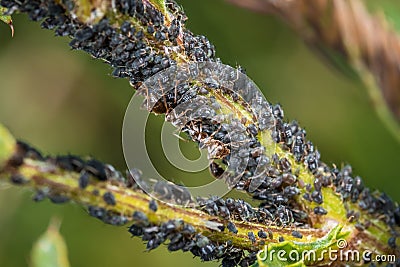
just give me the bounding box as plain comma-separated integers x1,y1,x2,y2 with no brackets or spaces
0,0,399,266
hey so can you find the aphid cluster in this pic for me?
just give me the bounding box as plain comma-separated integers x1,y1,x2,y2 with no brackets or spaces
3,0,400,265
7,141,131,207
6,141,263,266
88,206,129,226
54,156,125,186
137,53,400,259
0,0,216,89
199,197,254,221
137,61,316,227
127,216,253,267
328,164,400,244
7,143,133,227
8,141,194,217
152,180,193,205
198,196,293,228
271,109,400,242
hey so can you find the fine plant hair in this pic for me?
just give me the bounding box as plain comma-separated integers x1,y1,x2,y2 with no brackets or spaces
0,0,399,266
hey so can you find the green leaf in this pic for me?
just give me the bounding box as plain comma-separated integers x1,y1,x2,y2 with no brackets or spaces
253,225,348,267
0,7,13,37
31,219,70,267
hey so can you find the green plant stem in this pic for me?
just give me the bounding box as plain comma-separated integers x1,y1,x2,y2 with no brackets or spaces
0,123,330,251
0,122,395,264
0,0,398,265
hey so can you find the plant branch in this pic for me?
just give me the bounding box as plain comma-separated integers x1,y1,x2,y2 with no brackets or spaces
0,0,399,266
227,0,400,141
0,123,328,250
0,121,395,266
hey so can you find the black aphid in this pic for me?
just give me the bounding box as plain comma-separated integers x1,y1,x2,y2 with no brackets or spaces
257,230,267,239
32,190,46,202
303,193,312,202
227,221,238,234
272,104,284,119
209,162,224,178
88,206,106,219
276,205,293,226
128,224,144,236
79,172,90,189
282,173,296,185
388,237,396,249
103,213,128,226
133,211,148,224
49,194,69,204
291,230,302,239
103,191,116,206
10,174,28,185
147,234,164,250
239,252,257,267
314,206,327,215
149,199,158,212
247,232,256,243
311,190,323,204
247,124,258,136
279,158,291,173
195,235,210,247
75,27,93,41
153,181,172,200
86,159,107,181
54,155,85,172
181,224,196,236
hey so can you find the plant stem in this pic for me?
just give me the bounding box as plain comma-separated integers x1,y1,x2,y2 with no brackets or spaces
0,0,399,265
0,123,329,251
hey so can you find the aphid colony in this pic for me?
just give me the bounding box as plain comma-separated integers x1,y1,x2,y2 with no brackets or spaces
127,216,254,266
269,105,400,248
0,0,216,88
136,61,400,260
7,140,196,213
9,114,400,266
146,64,400,240
135,60,314,227
5,141,263,266
0,0,311,228
3,0,400,265
197,196,293,227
